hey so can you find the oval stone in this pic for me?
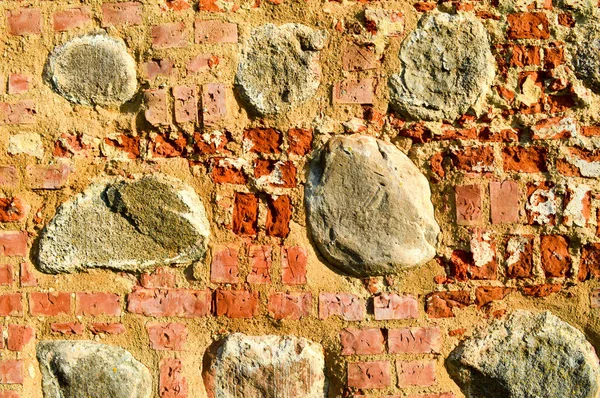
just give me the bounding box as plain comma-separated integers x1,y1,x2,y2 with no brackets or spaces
305,135,440,277
45,34,137,106
572,25,600,93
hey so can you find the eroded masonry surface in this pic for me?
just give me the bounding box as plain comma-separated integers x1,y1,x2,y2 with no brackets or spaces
1,0,600,397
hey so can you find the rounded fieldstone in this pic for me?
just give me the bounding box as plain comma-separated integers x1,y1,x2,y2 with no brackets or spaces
446,310,600,398
572,24,600,93
305,135,440,277
235,23,327,116
389,12,495,121
45,34,137,106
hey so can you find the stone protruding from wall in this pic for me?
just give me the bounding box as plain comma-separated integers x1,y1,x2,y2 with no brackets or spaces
37,174,210,274
573,22,600,94
389,12,495,121
446,310,600,398
235,24,327,116
305,135,439,277
45,34,137,106
203,333,326,398
37,340,152,398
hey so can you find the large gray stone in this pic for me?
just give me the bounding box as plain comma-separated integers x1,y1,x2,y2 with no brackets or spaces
37,174,210,274
235,24,327,116
305,135,439,277
203,333,326,398
447,310,600,398
389,12,495,121
37,341,151,398
45,34,137,106
573,22,600,93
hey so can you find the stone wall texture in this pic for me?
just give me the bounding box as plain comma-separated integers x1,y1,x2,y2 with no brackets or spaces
1,0,600,396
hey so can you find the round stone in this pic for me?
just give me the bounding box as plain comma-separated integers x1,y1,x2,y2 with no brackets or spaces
235,23,327,116
389,12,495,121
45,34,137,106
305,135,440,277
447,310,600,398
572,24,600,93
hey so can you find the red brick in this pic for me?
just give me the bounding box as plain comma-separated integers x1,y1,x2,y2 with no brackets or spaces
76,292,121,316
215,290,259,318
521,283,562,297
342,44,379,71
247,245,271,284
243,128,281,154
187,54,218,74
340,328,384,355
507,13,549,39
202,83,227,124
266,195,292,238
102,2,142,26
426,291,471,318
281,246,307,285
0,166,19,188
0,197,27,223
147,323,187,351
89,323,126,335
455,185,482,225
254,160,296,188
475,286,513,309
540,235,571,278
195,20,238,43
150,130,186,158
7,74,31,95
29,292,71,316
489,181,519,224
268,292,311,320
51,322,84,335
0,391,19,398
287,128,313,156
319,293,365,321
140,267,176,289
0,293,22,316
152,23,188,49
347,361,391,389
532,117,574,140
127,288,211,317
564,184,591,227
210,158,246,185
388,327,442,354
580,243,600,281
526,181,560,225
333,79,374,104
0,360,23,384
7,325,33,351
232,192,258,235
503,146,547,172
510,45,540,67
407,394,455,398
144,89,169,126
160,358,188,398
545,44,565,70
7,9,42,36
505,235,535,279
53,7,91,31
173,86,198,124
104,134,140,159
0,264,12,286
397,360,436,387
0,232,26,256
373,293,418,320
558,12,575,27
26,164,70,189
210,244,239,283
145,59,174,80
450,146,495,173
0,101,36,125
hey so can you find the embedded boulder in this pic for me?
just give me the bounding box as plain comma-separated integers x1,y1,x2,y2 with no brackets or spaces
37,174,210,274
572,23,600,94
203,333,326,398
305,135,439,277
235,23,327,116
389,12,495,121
37,341,151,398
446,310,600,398
45,34,137,106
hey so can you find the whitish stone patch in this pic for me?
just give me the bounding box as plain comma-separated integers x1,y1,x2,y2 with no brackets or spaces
8,132,44,159
45,34,137,106
37,174,210,274
389,12,495,121
447,310,600,398
37,341,151,398
235,24,327,116
203,333,326,398
305,135,440,277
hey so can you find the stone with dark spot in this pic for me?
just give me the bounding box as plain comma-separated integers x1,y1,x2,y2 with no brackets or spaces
202,333,326,398
36,174,210,274
45,34,137,106
446,310,600,398
573,25,600,94
37,340,151,398
305,135,439,277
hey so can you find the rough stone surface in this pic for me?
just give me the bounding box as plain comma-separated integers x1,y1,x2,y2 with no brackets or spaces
446,310,600,398
305,135,439,277
572,22,600,94
235,23,327,116
37,340,151,398
389,12,495,121
45,34,137,106
37,174,210,274
202,333,326,398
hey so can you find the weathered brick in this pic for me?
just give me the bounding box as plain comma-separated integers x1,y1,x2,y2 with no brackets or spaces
201,83,227,124
144,89,169,126
89,323,126,335
26,164,70,189
195,20,238,44
215,290,259,318
254,160,296,188
0,390,19,398
53,7,91,31
281,246,307,285
505,235,535,279
8,74,31,95
342,44,379,71
455,185,482,225
450,146,495,173
333,79,374,104
76,292,121,316
7,325,34,351
510,45,540,67
173,86,198,124
0,166,19,188
319,293,365,321
268,292,311,320
7,8,42,36
210,158,246,185
102,2,142,26
0,101,36,125
397,360,436,387
373,293,418,320
0,360,23,384
210,244,239,283
232,192,258,235
29,292,71,316
388,327,442,354
160,358,188,398
340,328,384,355
243,128,281,154
247,245,271,284
507,13,549,39
0,293,23,316
187,54,219,74
0,264,12,286
489,181,519,224
503,146,548,172
426,291,471,318
50,322,84,335
140,268,176,289
521,283,562,297
540,235,571,278
287,128,313,156
0,197,27,223
347,361,391,389
266,195,292,238
127,288,211,317
145,59,174,80
148,323,187,350
591,289,600,308
0,231,26,256
152,23,188,49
